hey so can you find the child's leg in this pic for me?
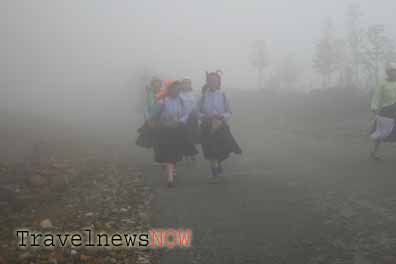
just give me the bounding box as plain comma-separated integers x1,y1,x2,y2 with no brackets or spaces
217,160,223,176
370,140,381,160
166,163,176,186
210,160,219,178
172,162,176,179
161,163,166,173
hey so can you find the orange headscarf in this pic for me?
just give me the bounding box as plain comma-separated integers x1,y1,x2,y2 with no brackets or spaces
155,80,175,102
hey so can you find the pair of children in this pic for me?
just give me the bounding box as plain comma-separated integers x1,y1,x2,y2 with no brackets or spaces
137,73,241,187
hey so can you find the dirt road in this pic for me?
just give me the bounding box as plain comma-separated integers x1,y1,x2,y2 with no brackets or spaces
143,121,396,264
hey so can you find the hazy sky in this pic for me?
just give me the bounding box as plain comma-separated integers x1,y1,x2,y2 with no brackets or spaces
1,0,396,103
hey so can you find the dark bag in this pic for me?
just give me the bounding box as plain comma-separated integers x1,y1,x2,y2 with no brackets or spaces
136,121,155,149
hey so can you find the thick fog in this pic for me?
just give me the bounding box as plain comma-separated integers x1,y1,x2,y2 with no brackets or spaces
2,0,396,92
1,0,396,159
3,2,396,263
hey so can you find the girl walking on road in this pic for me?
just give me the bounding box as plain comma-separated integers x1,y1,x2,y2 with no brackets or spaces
198,71,242,183
154,80,198,187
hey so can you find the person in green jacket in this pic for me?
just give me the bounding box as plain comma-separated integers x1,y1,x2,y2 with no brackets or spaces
370,63,396,159
136,77,162,149
144,77,162,121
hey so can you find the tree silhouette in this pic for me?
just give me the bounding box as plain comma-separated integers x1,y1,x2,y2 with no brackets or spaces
346,3,364,86
313,18,344,88
361,25,396,89
249,40,268,89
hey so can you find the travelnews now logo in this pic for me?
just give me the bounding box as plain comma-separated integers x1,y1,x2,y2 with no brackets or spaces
16,229,192,249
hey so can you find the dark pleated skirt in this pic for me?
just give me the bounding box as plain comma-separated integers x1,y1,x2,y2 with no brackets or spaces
154,125,198,163
379,103,396,119
200,121,242,162
371,103,396,142
186,112,201,145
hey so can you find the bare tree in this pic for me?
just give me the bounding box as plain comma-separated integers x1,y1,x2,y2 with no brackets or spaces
313,18,344,88
361,25,396,89
346,3,364,87
249,40,268,89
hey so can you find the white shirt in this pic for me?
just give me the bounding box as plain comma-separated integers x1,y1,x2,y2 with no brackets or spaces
180,90,198,115
199,89,232,122
158,96,189,124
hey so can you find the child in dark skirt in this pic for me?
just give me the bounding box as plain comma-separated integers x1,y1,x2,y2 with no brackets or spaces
180,77,200,160
154,81,198,187
198,71,241,183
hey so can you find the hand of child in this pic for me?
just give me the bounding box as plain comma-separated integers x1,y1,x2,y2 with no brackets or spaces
215,114,224,120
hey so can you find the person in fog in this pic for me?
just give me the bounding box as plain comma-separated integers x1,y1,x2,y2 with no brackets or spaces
154,80,198,187
180,77,200,161
144,77,162,121
370,63,396,159
136,77,162,164
199,71,242,183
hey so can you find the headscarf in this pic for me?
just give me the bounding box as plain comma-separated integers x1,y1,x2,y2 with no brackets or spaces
386,62,396,81
205,70,223,91
156,80,175,101
148,77,161,91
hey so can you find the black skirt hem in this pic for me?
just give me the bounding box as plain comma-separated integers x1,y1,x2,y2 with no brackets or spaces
153,125,198,163
200,122,242,162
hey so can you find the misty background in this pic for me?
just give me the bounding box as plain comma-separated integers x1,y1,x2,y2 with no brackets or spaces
3,2,396,263
1,0,396,160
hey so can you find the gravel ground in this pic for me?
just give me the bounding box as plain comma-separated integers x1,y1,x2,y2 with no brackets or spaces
143,127,396,264
0,158,156,264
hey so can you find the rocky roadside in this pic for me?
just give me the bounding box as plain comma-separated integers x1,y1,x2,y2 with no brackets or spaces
0,157,157,264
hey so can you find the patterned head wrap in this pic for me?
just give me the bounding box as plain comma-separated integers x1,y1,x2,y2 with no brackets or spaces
155,80,180,101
